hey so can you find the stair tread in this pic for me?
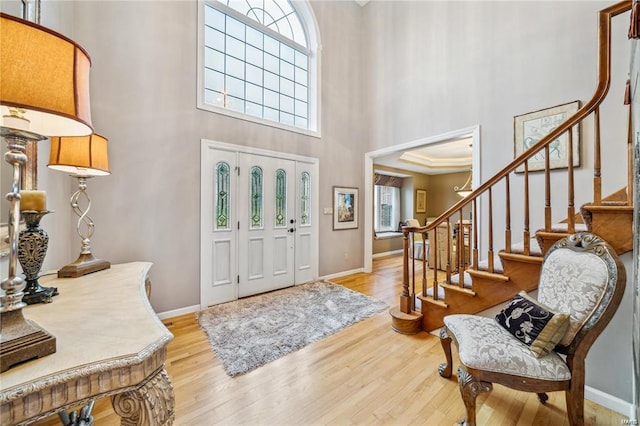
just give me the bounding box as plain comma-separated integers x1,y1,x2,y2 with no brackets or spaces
539,223,588,233
582,203,634,211
599,200,628,206
509,238,543,256
425,286,445,300
474,255,504,274
449,271,473,287
467,268,510,281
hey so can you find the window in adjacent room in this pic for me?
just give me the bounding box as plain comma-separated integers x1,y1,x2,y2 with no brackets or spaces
198,0,320,135
374,185,401,233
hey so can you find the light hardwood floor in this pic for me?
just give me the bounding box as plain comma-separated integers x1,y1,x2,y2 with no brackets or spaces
34,255,626,425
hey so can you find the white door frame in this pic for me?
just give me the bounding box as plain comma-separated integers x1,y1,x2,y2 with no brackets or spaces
363,125,481,273
200,139,320,307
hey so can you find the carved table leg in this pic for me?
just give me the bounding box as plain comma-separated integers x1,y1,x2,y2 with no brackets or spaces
457,367,492,426
59,400,95,425
438,327,453,378
111,367,175,426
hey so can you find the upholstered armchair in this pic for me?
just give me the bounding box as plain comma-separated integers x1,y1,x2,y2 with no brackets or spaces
438,233,626,426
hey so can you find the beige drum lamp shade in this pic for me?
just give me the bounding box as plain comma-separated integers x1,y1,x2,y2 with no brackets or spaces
48,134,110,177
0,13,93,137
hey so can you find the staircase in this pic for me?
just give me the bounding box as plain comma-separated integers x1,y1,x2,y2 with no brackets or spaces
390,0,635,335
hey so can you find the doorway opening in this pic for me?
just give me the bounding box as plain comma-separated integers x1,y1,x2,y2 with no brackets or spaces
363,125,481,273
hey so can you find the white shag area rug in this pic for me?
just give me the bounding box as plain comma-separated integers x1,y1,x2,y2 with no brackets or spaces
197,281,388,377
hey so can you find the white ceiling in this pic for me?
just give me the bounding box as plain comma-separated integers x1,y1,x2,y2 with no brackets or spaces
374,136,473,175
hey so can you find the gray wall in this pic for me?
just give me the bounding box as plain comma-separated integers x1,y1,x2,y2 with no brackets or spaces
362,0,633,405
426,171,472,219
60,0,367,312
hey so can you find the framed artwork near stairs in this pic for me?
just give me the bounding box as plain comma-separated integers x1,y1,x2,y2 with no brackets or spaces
514,100,581,173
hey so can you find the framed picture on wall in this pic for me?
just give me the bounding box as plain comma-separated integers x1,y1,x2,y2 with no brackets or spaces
514,100,581,173
333,186,358,230
415,189,427,213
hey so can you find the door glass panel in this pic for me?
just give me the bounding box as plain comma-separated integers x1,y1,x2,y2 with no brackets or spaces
215,161,230,230
275,169,286,227
250,166,264,229
301,171,310,225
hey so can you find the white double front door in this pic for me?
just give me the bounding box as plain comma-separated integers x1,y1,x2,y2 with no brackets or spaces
200,141,318,308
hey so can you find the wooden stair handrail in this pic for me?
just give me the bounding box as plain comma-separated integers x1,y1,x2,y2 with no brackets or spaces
409,0,632,235
397,0,631,319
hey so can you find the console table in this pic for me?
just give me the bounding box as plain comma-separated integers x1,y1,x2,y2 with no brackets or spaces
0,262,175,425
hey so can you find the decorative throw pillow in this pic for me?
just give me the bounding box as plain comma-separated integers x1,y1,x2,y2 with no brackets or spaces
495,291,570,357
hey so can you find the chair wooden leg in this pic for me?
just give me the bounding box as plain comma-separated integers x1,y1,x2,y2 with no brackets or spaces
566,361,586,426
457,367,492,426
438,327,453,378
537,393,549,404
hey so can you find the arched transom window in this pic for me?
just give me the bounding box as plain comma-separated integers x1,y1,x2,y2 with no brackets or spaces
198,0,319,135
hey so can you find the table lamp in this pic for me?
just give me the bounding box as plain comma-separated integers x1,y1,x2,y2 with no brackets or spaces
48,133,111,278
0,13,93,371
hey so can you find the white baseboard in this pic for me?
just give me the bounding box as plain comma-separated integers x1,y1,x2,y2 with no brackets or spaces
372,249,403,259
585,385,635,418
320,267,364,281
156,304,200,321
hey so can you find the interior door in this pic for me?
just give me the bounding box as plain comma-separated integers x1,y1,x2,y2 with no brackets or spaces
237,153,296,297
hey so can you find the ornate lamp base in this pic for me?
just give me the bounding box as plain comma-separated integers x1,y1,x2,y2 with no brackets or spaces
19,210,58,305
58,253,110,278
0,309,56,372
23,286,57,305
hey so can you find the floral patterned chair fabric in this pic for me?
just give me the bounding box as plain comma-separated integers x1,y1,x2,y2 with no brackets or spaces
438,233,626,426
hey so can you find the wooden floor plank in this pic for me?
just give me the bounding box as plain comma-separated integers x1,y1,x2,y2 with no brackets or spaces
30,254,627,425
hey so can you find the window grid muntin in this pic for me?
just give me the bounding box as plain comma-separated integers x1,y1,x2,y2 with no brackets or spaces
250,166,264,229
275,169,287,227
222,0,307,47
215,162,231,230
203,1,310,129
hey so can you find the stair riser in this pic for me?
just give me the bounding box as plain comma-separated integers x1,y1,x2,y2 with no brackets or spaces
421,276,522,332
536,232,570,256
499,257,542,292
587,210,633,254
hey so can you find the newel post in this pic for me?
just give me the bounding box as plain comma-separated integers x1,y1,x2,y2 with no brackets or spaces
400,229,413,313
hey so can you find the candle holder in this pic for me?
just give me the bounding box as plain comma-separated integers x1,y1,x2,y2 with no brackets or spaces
18,210,57,304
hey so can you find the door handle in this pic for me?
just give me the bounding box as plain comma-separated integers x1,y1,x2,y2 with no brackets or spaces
288,228,296,233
